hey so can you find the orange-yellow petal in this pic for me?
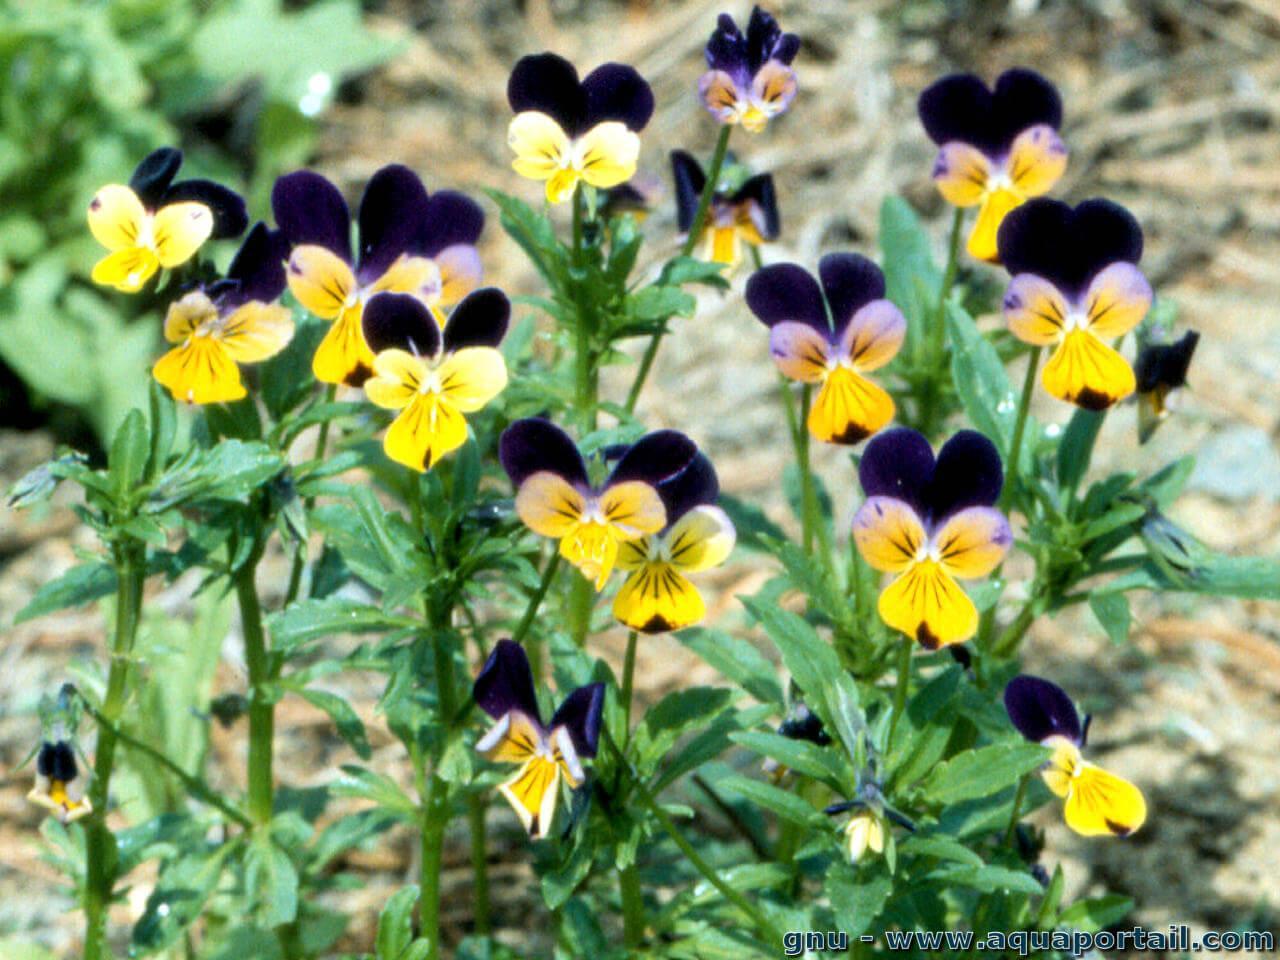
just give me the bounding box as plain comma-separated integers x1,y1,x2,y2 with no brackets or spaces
613,562,706,634
1005,124,1067,198
153,339,245,405
312,305,374,387
218,302,294,364
967,188,1023,263
807,366,894,445
877,559,978,648
934,506,1012,579
515,472,587,539
287,245,357,320
1041,329,1136,410
932,143,991,208
852,496,927,573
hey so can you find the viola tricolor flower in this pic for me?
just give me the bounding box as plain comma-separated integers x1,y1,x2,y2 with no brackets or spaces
600,174,663,223
612,442,735,633
474,639,603,838
273,164,485,386
1004,675,1147,838
843,810,886,863
501,420,707,591
1135,330,1199,443
88,147,248,293
747,254,907,444
507,53,654,204
360,289,509,472
671,150,779,267
699,6,799,132
852,428,1011,648
919,69,1066,262
999,198,1152,410
27,740,91,824
153,224,294,405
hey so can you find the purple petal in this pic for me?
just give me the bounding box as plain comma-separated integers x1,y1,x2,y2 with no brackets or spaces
926,430,1004,521
38,740,78,781
442,287,510,351
163,179,249,239
745,5,793,73
129,148,182,207
670,150,706,233
654,451,719,525
1004,675,1081,744
417,191,485,258
271,170,352,263
997,197,1143,298
991,68,1063,145
858,427,935,513
361,292,440,358
607,430,699,490
705,12,747,73
819,253,886,333
499,418,589,489
918,68,1061,155
582,63,655,133
731,173,780,240
550,682,604,759
745,263,827,331
508,52,586,134
356,164,430,282
1136,330,1199,393
216,223,289,307
474,639,541,723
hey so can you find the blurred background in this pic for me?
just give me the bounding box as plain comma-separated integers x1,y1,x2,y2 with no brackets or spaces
1,0,1278,955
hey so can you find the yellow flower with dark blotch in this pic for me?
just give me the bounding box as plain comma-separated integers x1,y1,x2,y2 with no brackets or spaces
698,7,799,133
853,428,1011,649
88,148,247,293
153,224,294,404
28,740,91,825
272,165,486,387
1135,330,1199,443
919,69,1066,262
360,289,509,472
747,254,907,445
999,199,1153,410
506,53,654,204
671,151,779,268
1005,675,1147,838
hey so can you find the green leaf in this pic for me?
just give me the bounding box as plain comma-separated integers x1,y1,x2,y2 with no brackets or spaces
297,687,371,759
15,561,116,624
330,765,418,818
659,256,729,289
716,492,788,552
109,407,149,499
718,774,822,826
676,627,783,705
1089,591,1131,644
1056,408,1105,494
934,863,1043,894
826,866,892,939
947,304,1017,452
628,284,696,322
900,833,984,867
880,196,940,329
1057,894,1133,931
267,597,411,654
633,687,734,772
244,835,299,926
920,742,1050,805
485,189,567,293
376,885,420,959
132,844,233,950
730,730,848,790
1139,515,1280,600
149,440,286,510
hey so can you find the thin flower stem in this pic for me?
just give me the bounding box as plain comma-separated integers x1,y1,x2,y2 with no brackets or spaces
567,574,594,649
236,553,275,827
1000,346,1042,514
921,207,965,435
889,636,913,744
512,552,562,680
1003,774,1030,846
468,796,491,935
284,383,338,606
621,630,639,738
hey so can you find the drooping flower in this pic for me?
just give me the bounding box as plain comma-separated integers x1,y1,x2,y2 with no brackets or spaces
824,797,912,863
599,174,663,223
918,69,1066,262
88,147,248,293
671,150,779,267
1135,330,1199,443
747,254,907,444
474,639,604,838
1004,675,1147,838
844,810,885,863
272,165,484,386
153,224,294,404
501,420,706,590
360,289,509,472
27,740,92,824
506,53,654,204
998,198,1152,410
852,428,1011,648
699,6,799,132
612,442,735,633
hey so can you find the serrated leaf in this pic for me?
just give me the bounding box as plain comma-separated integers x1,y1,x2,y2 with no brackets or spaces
934,863,1044,894
730,731,848,790
330,765,418,817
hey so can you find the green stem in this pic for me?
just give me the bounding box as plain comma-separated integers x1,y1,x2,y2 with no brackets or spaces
419,773,450,960
284,383,338,606
1003,775,1030,846
619,864,646,948
83,540,146,960
1000,346,1042,514
567,574,594,649
236,553,274,827
991,598,1038,659
620,630,638,738
467,795,491,935
889,636,913,744
920,207,964,435
796,386,816,555
511,552,562,680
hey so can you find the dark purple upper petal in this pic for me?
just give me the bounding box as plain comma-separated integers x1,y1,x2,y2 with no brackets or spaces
997,198,1143,297
499,418,589,489
858,427,935,514
474,639,542,723
1004,674,1082,745
745,5,797,72
925,430,1004,522
1136,331,1199,393
356,164,430,282
670,150,706,233
731,173,780,240
417,191,485,258
654,451,719,524
361,292,441,358
129,148,182,208
607,430,699,491
705,12,746,74
215,222,289,308
818,253,885,333
508,52,587,135
745,263,827,332
442,287,510,351
163,179,249,239
918,68,1061,156
582,63,655,133
550,682,605,759
271,170,352,263
38,740,78,781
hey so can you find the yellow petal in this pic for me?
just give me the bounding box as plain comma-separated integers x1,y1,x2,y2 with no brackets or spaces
559,521,620,591
545,169,581,205
515,472,587,539
1003,273,1069,346
807,366,895,445
934,506,1011,579
574,121,640,190
152,202,215,268
509,111,571,180
477,711,543,765
614,537,651,572
497,755,562,839
1064,762,1147,838
600,480,667,538
932,143,991,208
287,245,357,320
312,305,375,387
382,394,467,472
87,184,146,251
91,248,160,293
218,302,294,364
665,505,735,573
1006,124,1067,198
1041,329,1136,410
164,291,218,343
852,496,927,573
153,339,246,405
966,188,1024,263
436,347,508,412
369,254,438,296
707,226,740,266
364,348,425,410
1084,262,1152,339
1040,737,1081,799
877,559,978,648
612,562,706,634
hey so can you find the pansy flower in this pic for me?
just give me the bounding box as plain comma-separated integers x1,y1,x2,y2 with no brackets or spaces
360,289,509,472
1004,675,1147,838
918,69,1066,262
612,443,735,633
699,6,799,132
27,740,91,824
747,254,907,444
272,165,485,386
88,147,248,293
672,150,779,267
501,420,706,590
507,53,654,204
600,174,663,223
474,639,604,838
1135,330,1199,443
153,224,294,405
852,428,1011,648
998,198,1152,410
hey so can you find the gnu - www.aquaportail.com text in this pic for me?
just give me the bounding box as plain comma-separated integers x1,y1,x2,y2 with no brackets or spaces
783,926,1275,956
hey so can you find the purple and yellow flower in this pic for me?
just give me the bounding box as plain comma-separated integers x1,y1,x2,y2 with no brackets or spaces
918,69,1066,262
501,420,709,591
852,428,1011,648
272,165,484,386
612,444,735,633
1135,330,1199,443
672,150,779,267
88,148,248,293
360,289,509,472
998,198,1152,410
600,174,663,223
474,639,604,838
1004,675,1147,838
747,254,906,445
27,740,91,824
699,6,799,132
153,224,294,405
506,53,654,204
